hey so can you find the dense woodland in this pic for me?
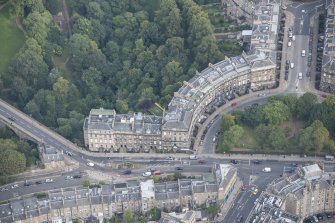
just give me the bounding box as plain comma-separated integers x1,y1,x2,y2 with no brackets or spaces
0,0,224,145
217,93,335,155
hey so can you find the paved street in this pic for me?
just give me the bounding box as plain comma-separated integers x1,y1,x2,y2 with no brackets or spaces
0,1,333,222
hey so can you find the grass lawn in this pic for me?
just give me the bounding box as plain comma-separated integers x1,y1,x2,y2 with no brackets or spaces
51,47,73,81
238,125,258,149
0,5,25,72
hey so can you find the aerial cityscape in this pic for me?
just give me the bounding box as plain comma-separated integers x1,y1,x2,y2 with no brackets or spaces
0,0,334,223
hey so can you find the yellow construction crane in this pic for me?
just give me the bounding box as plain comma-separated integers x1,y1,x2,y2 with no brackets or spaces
154,102,165,111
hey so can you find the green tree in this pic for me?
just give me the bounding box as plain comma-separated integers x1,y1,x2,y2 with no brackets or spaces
68,33,105,72
311,120,329,152
140,20,161,45
194,35,222,68
87,2,103,20
53,77,69,99
296,92,317,120
220,114,235,133
23,11,53,44
206,204,220,220
155,0,182,38
262,101,290,125
10,0,44,17
298,120,329,152
73,16,92,36
149,207,161,221
325,139,335,155
241,104,264,127
123,210,134,223
44,0,62,14
0,149,26,175
81,67,102,94
267,126,287,150
162,61,183,88
223,125,244,145
115,100,128,113
281,95,298,116
83,180,90,187
255,125,287,151
6,38,48,104
90,19,106,46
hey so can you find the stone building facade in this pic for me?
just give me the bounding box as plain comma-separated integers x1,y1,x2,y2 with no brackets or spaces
268,164,335,218
0,164,238,223
320,0,335,93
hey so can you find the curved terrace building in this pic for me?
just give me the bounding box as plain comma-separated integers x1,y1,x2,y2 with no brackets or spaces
84,0,280,152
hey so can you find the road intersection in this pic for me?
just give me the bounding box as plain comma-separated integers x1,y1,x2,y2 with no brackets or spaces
0,0,333,222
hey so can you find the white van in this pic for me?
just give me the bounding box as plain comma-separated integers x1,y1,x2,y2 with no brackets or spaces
290,63,294,68
301,50,306,57
288,41,292,47
262,167,271,172
87,162,95,167
189,155,198,160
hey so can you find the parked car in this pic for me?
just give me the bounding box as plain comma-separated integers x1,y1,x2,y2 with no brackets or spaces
237,216,244,222
231,102,237,107
35,181,43,184
189,155,198,160
73,175,82,179
87,162,95,167
45,178,54,183
165,156,175,160
24,182,32,186
11,184,19,189
143,171,152,177
198,160,206,164
65,176,73,180
153,170,161,175
122,170,132,175
253,160,262,164
230,160,239,164
148,167,156,172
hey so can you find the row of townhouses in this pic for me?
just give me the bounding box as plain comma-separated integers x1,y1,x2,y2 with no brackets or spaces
83,0,281,152
247,164,335,223
320,0,335,93
0,164,237,223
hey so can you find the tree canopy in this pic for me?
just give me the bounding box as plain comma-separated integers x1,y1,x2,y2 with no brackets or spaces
2,0,224,145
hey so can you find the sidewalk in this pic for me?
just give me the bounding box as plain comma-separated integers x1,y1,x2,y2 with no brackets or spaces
216,178,243,221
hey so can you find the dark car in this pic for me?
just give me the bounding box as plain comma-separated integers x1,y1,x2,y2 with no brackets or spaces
326,213,332,219
175,167,183,171
73,175,82,179
148,167,156,172
122,170,132,175
237,216,243,222
316,214,323,220
35,181,43,185
253,160,262,164
230,160,239,164
7,116,15,122
198,160,206,164
24,182,32,186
